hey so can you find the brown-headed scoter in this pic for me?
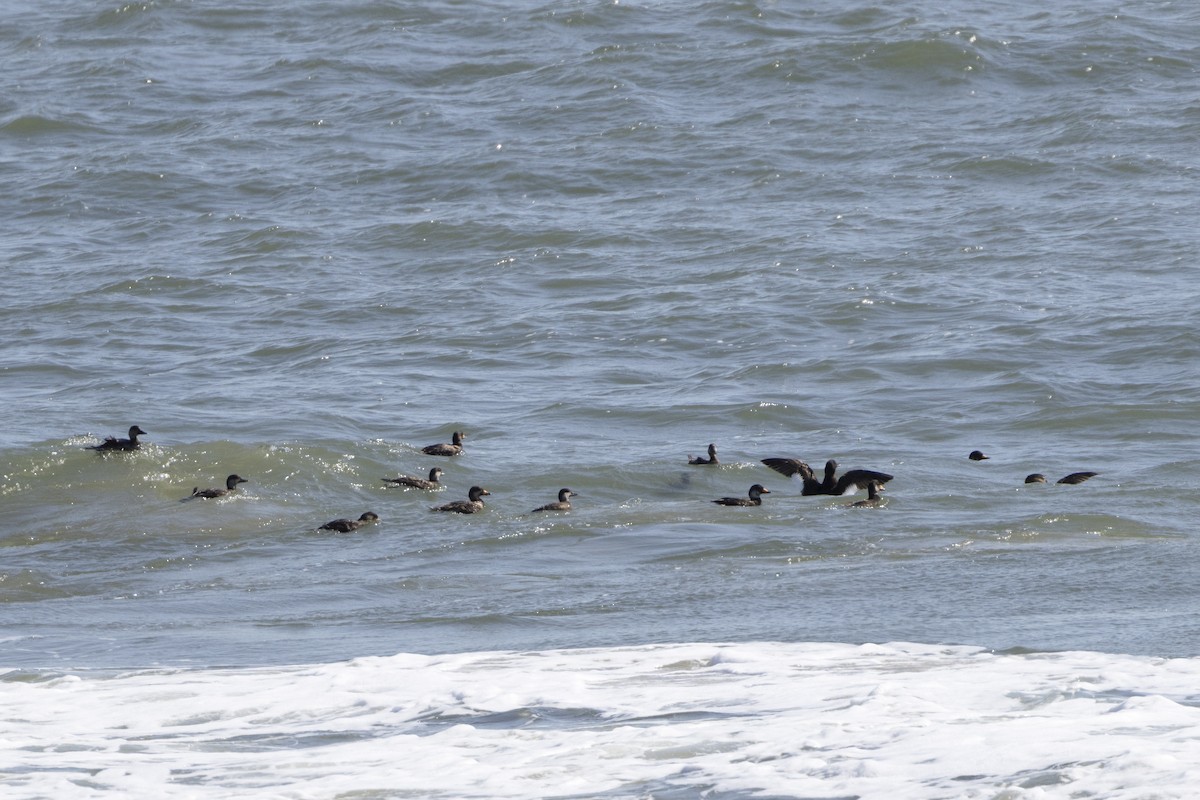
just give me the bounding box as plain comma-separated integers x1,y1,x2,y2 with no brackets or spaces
850,480,885,507
381,467,445,490
712,484,771,507
422,431,465,457
319,512,380,532
190,474,248,499
532,488,577,513
432,485,490,514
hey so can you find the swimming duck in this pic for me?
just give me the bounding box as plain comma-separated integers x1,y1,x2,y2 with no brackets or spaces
969,450,989,461
88,425,147,452
1025,472,1098,485
190,474,248,499
422,431,465,457
532,488,577,513
381,467,445,490
712,484,771,507
851,481,885,507
761,457,893,496
319,512,380,532
688,444,719,465
432,485,490,514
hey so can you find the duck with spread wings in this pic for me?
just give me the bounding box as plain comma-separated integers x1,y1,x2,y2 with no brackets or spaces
761,457,892,496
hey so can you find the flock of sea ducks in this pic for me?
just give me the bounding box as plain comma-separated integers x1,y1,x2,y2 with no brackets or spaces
86,426,1099,531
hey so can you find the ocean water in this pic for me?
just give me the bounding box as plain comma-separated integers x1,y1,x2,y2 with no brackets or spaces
3,0,1200,796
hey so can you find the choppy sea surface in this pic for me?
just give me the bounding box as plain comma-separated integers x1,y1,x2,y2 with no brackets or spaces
3,0,1200,796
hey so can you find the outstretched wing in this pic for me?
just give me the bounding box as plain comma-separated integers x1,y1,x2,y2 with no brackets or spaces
833,469,894,495
761,458,810,478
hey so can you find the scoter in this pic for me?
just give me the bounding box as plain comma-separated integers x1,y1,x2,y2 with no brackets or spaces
88,425,147,452
381,467,445,490
761,457,893,496
850,480,885,507
532,488,576,513
422,431,465,457
969,450,990,461
712,484,771,507
688,444,719,465
432,485,490,514
1025,472,1099,485
190,474,248,499
319,512,380,532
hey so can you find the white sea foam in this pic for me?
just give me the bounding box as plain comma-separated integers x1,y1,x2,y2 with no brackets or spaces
4,641,1200,799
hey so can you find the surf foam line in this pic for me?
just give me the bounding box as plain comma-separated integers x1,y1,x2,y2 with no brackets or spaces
3,641,1200,799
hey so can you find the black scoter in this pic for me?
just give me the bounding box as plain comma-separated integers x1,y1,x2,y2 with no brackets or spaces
762,457,893,496
1025,472,1098,485
88,425,147,452
969,450,989,461
688,444,719,465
